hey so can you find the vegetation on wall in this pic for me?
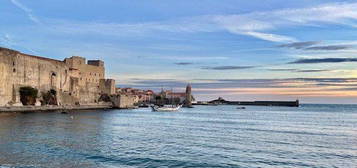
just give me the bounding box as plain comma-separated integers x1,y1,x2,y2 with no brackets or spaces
19,86,38,105
41,89,57,105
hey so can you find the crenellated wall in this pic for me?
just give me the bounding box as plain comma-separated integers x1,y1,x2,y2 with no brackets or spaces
0,47,115,107
64,56,107,104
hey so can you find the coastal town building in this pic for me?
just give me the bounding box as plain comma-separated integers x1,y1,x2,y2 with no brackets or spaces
115,85,193,106
0,47,115,107
158,84,194,106
116,88,154,103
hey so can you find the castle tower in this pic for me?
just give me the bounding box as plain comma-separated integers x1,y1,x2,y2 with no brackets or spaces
184,84,193,107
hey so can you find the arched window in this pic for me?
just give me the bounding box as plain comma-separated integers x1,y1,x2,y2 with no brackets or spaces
50,72,57,88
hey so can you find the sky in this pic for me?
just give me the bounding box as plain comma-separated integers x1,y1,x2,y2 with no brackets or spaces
1,0,357,104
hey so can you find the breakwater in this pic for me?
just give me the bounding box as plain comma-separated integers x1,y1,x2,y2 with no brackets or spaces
195,97,299,107
229,100,299,107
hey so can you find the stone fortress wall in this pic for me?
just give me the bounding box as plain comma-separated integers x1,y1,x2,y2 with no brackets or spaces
0,47,115,107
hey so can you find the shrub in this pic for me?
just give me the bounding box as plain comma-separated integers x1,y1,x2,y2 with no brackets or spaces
41,89,57,105
19,86,38,105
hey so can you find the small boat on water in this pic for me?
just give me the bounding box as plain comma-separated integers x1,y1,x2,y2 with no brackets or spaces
151,87,183,112
151,104,183,112
237,107,246,109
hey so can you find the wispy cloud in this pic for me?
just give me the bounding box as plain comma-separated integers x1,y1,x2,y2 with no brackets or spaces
290,58,357,64
47,2,357,43
212,2,357,42
243,31,296,43
296,69,330,73
202,66,256,70
278,41,321,49
122,77,357,91
10,0,41,24
175,62,194,65
278,41,354,52
268,68,330,73
305,45,353,51
141,55,229,61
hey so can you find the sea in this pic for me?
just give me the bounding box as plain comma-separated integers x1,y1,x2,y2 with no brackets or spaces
0,104,356,168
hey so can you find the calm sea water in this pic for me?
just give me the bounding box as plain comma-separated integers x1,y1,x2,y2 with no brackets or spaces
0,104,356,168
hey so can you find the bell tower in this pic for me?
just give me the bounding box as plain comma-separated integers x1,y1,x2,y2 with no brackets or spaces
185,84,193,107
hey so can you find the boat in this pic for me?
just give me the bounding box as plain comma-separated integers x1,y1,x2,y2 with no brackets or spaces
237,107,246,109
151,104,183,112
151,87,183,112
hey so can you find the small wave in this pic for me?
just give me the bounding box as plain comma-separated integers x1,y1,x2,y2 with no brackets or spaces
85,155,229,167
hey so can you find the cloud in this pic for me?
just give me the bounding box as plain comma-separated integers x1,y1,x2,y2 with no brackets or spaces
202,66,256,70
212,15,296,42
46,2,357,43
142,55,228,61
304,45,353,51
212,2,357,42
10,0,41,24
267,68,330,73
268,68,298,72
295,69,330,73
278,41,354,51
243,31,296,42
289,58,357,64
175,62,194,65
121,77,357,90
278,41,320,49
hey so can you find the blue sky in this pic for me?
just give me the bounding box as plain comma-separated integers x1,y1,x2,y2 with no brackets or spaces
1,0,357,103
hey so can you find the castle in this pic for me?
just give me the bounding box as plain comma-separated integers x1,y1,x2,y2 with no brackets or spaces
0,47,115,107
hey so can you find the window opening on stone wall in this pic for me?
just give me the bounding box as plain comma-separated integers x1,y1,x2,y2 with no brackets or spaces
13,68,16,73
